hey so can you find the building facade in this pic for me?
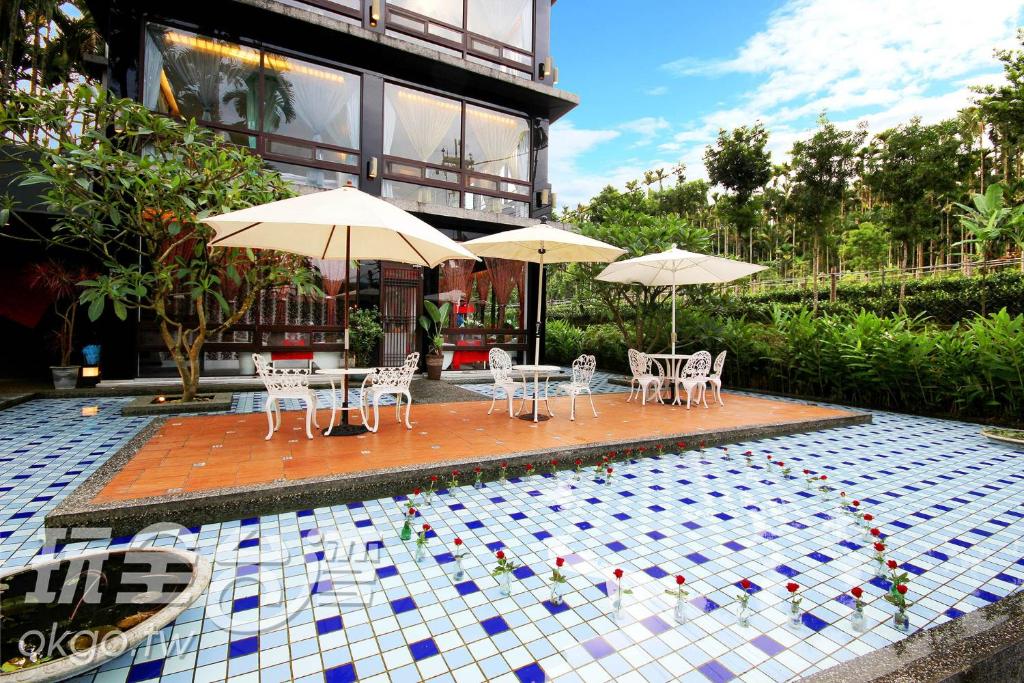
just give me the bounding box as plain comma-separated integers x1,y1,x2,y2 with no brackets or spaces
80,0,578,378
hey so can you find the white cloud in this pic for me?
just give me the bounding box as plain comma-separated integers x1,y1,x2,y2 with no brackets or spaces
644,85,669,96
619,116,671,146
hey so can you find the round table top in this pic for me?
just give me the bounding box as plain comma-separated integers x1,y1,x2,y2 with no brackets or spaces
514,364,561,374
315,367,373,376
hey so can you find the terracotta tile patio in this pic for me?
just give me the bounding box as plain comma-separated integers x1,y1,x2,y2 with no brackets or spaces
92,392,859,504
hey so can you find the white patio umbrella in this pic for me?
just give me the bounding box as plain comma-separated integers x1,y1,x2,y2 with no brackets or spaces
205,185,477,434
463,219,625,422
596,244,767,353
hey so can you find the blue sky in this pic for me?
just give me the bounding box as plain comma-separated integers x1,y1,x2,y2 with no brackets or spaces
548,0,1024,208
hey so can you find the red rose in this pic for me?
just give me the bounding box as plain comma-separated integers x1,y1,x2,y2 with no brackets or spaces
699,441,706,447
430,475,438,482
575,458,582,466
454,537,463,546
613,568,624,579
551,459,558,466
887,560,897,569
863,514,874,521
408,507,416,516
413,487,421,496
852,500,860,507
422,523,430,531
840,491,846,497
501,461,507,468
740,579,751,590
786,582,799,593
678,441,686,448
474,467,481,473
870,528,881,537
803,469,810,474
556,557,565,567
820,475,827,480
874,542,886,552
496,551,505,560
777,461,785,466
896,584,908,594
676,575,685,585
607,467,613,474
452,469,460,476
851,586,863,598
766,455,772,460
744,450,752,455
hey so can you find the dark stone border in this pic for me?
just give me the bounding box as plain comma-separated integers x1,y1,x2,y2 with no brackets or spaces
805,589,1024,682
46,410,870,536
120,393,234,416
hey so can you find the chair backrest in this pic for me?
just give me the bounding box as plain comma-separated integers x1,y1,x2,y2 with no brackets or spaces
370,352,418,390
253,353,310,395
627,349,646,378
683,351,712,379
710,350,727,378
571,354,597,387
488,347,515,384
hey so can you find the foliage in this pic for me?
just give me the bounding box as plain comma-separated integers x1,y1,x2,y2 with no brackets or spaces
0,0,101,94
545,319,584,366
839,222,890,272
1,85,317,400
579,323,628,372
349,307,383,367
418,299,450,356
704,123,772,255
26,259,93,366
956,184,1024,269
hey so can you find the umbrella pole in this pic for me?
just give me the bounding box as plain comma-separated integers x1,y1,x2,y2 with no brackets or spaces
326,225,367,436
533,252,545,422
671,279,677,356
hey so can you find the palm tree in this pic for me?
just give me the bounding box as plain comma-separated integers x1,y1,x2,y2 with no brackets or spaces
956,183,1024,270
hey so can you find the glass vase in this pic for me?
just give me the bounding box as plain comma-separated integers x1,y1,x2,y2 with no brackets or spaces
851,607,866,633
425,491,434,507
874,560,886,578
399,519,412,541
574,470,582,482
454,555,465,581
415,543,426,563
893,608,909,632
474,479,483,490
549,582,563,606
673,595,687,624
612,593,623,623
788,601,802,628
498,571,511,597
737,602,751,628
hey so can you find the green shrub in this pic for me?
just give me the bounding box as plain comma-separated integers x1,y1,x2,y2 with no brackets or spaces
581,323,629,371
546,319,585,366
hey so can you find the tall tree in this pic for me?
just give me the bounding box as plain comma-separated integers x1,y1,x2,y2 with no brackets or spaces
973,30,1023,196
788,115,867,305
704,123,773,260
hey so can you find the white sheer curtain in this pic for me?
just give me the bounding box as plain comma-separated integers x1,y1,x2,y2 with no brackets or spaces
466,106,529,180
143,30,164,110
290,69,359,147
384,85,460,164
467,0,532,49
389,0,463,25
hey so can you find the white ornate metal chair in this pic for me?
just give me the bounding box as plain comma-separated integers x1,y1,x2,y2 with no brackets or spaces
487,348,525,417
674,350,712,409
253,353,320,440
626,348,665,405
706,350,727,406
359,352,419,433
557,354,599,421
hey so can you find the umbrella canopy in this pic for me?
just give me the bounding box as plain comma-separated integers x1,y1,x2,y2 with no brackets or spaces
464,220,624,422
205,186,476,266
596,244,767,353
204,185,476,436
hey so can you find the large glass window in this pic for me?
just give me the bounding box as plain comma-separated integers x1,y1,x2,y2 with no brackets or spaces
382,83,531,217
467,0,533,51
464,104,529,181
143,24,361,194
144,26,260,129
261,53,360,151
388,0,462,27
383,84,461,167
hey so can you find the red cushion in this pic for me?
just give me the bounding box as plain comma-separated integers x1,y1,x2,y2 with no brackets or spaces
271,350,313,361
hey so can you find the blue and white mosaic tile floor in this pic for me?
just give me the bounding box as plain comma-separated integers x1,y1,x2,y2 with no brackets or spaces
1,394,1023,682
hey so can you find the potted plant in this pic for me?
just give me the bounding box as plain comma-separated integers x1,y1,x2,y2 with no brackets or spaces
418,299,450,380
28,260,93,389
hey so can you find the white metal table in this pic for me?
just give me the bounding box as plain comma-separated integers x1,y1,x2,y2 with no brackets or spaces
646,353,693,404
316,368,373,436
513,363,561,422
